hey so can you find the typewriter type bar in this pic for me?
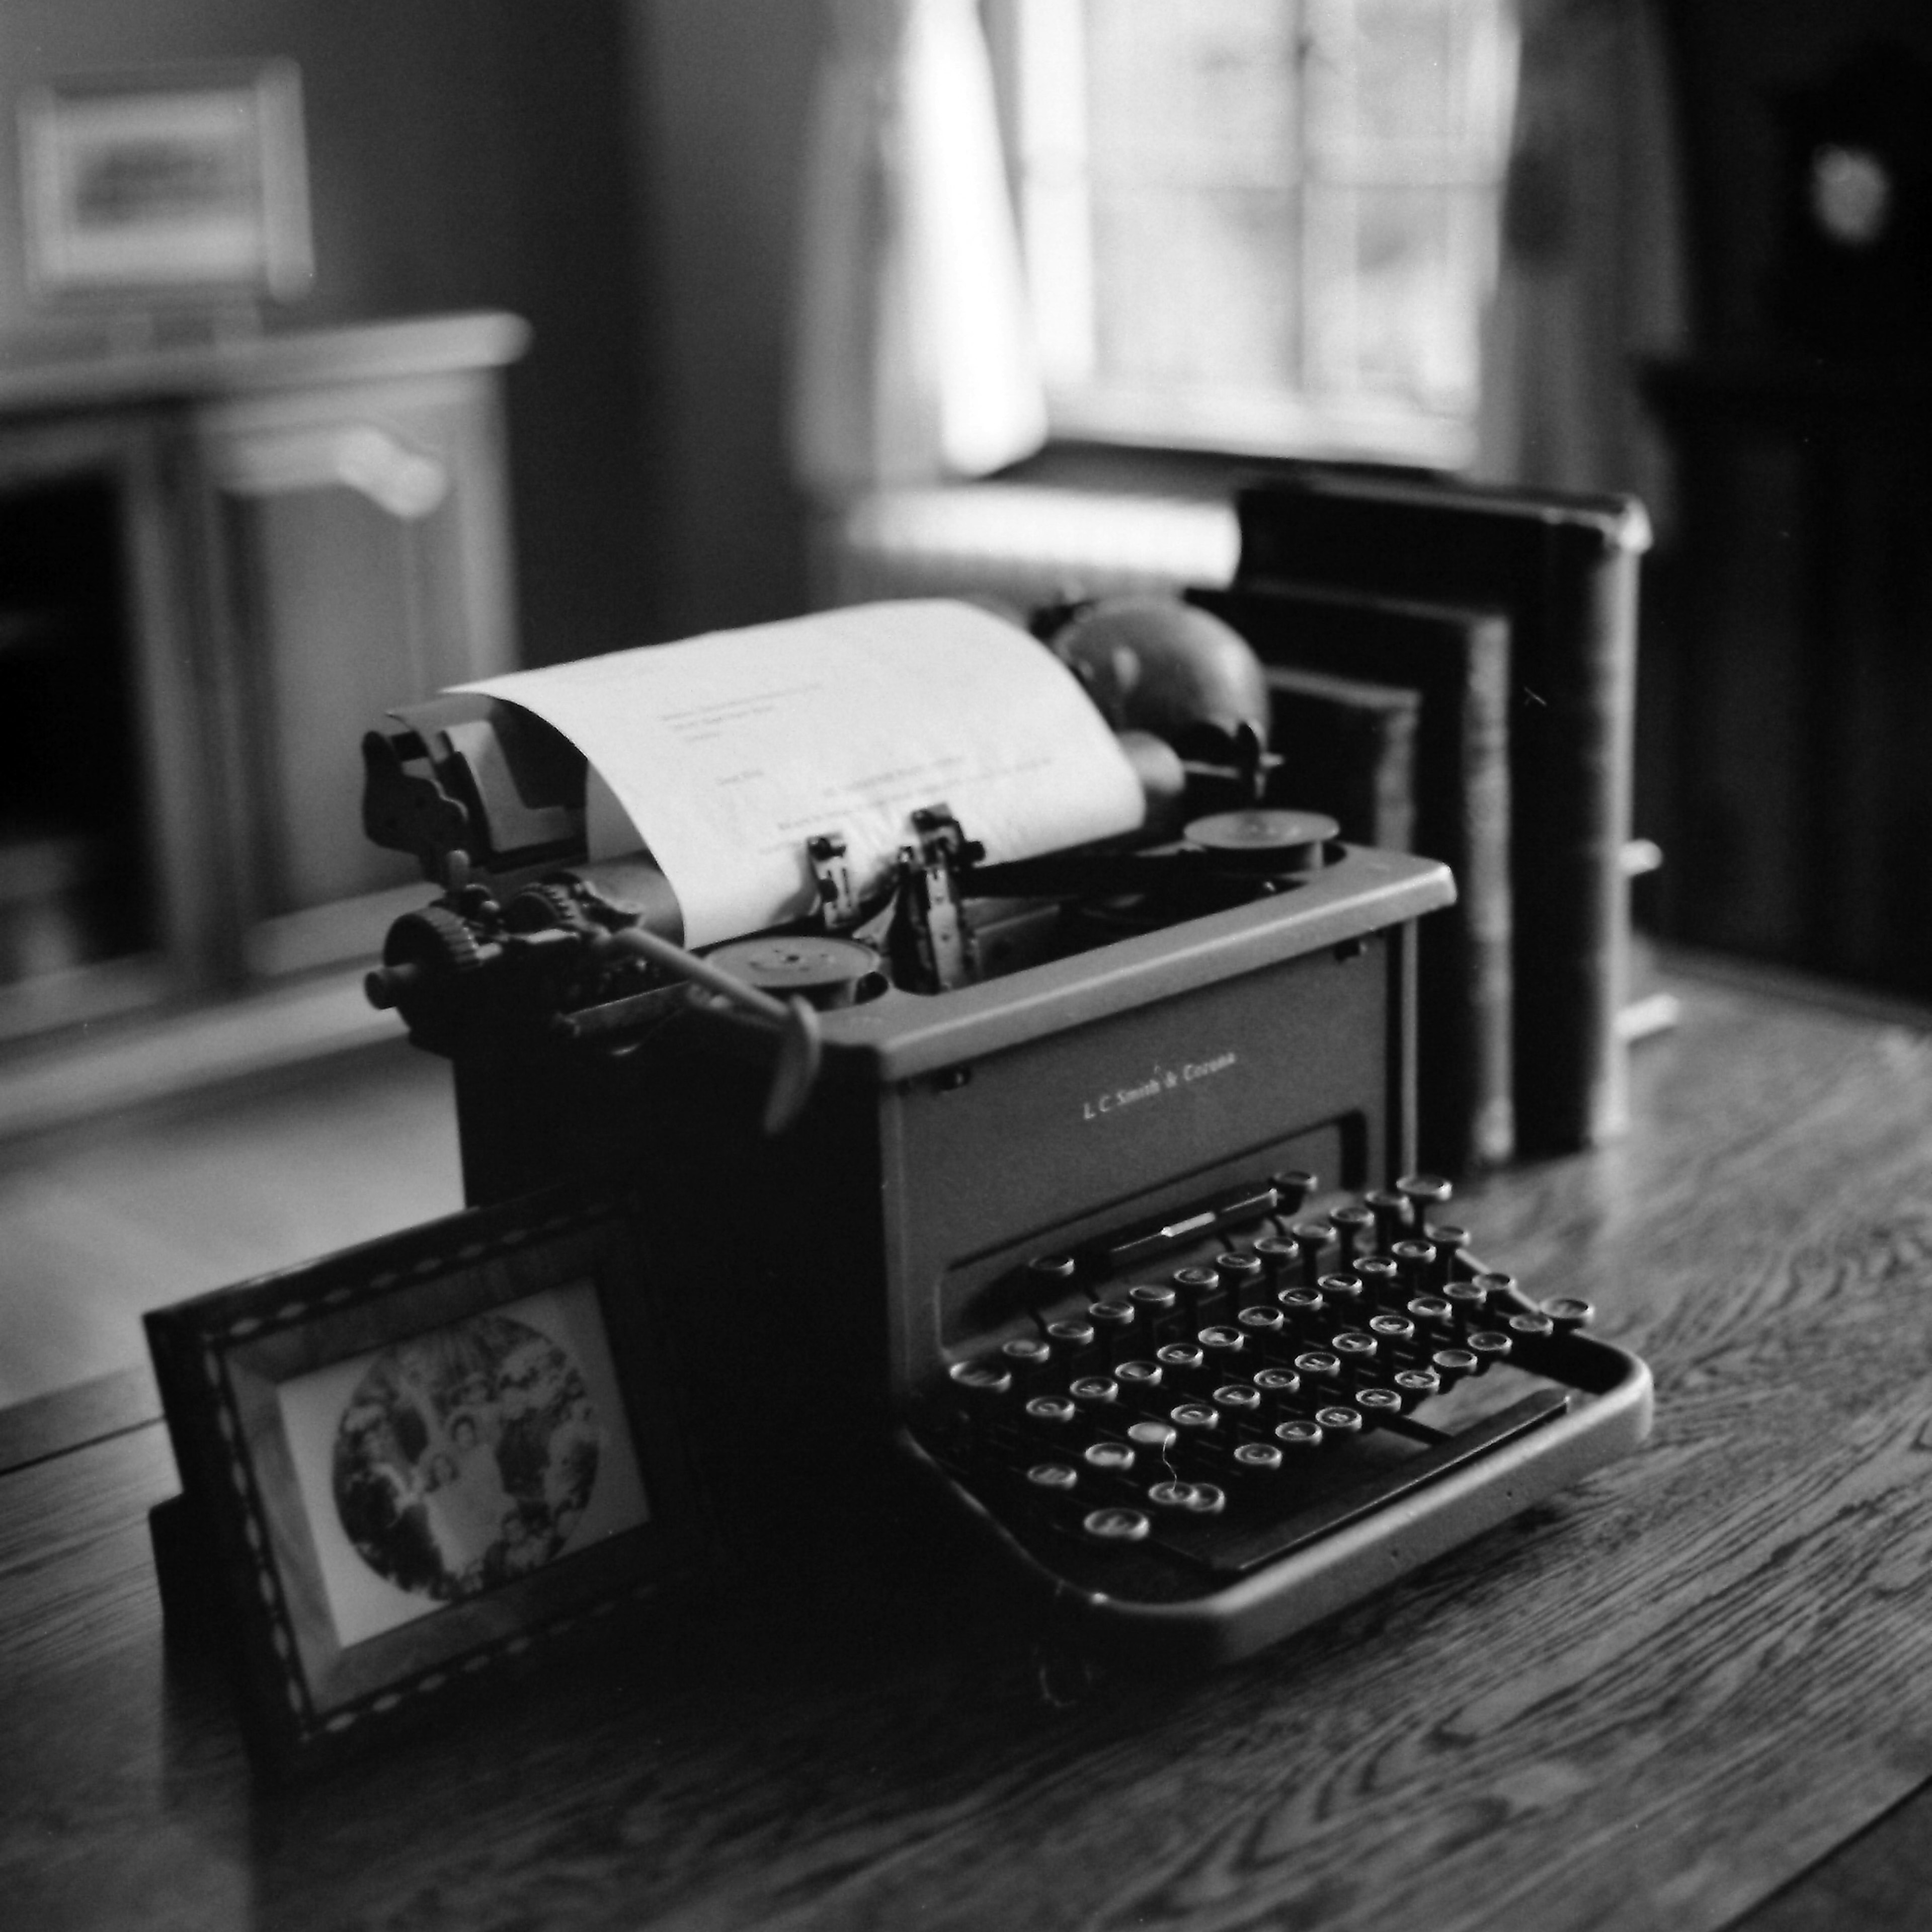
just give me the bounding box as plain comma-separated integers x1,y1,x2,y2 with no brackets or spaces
902,1172,1650,1668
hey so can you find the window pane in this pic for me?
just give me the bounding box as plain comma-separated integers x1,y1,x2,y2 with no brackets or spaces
1090,184,1298,390
1084,0,1299,188
1303,184,1486,409
1010,0,1512,458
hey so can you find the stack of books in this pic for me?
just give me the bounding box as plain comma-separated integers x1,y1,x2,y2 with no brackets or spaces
1194,470,1654,1173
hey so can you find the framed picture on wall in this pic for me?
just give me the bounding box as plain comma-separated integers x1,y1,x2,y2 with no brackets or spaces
18,60,314,306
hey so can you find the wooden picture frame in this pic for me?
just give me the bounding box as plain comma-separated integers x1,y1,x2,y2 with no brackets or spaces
19,61,314,306
144,1188,707,1780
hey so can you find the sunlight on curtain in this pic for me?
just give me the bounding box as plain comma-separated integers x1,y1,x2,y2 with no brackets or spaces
1474,0,1687,519
789,0,1047,498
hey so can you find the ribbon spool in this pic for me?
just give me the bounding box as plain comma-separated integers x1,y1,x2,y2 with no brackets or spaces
700,935,880,1010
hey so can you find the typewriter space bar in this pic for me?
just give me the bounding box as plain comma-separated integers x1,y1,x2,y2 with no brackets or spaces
1155,1390,1571,1576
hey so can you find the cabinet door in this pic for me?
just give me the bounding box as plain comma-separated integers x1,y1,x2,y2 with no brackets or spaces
203,370,518,975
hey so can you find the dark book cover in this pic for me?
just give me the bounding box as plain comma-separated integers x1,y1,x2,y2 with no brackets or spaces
1265,664,1420,853
1193,582,1514,1175
1228,473,1649,1155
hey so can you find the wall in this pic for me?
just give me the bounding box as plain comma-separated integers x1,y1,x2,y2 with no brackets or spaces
623,0,827,639
0,0,654,668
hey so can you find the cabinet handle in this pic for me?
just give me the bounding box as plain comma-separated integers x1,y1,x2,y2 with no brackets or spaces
214,424,447,519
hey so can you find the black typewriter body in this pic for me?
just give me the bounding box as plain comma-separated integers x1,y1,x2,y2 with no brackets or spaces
375,800,1649,1664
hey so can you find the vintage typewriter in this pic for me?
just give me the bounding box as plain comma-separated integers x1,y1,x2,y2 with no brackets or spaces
354,599,1652,1667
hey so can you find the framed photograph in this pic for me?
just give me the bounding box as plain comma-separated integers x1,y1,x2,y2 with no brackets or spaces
18,61,314,305
145,1188,708,1779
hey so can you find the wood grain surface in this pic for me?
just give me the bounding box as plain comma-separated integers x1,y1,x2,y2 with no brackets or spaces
4,971,1932,1932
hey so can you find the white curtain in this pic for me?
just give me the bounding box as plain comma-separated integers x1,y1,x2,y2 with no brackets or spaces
1474,0,1688,527
789,0,1047,499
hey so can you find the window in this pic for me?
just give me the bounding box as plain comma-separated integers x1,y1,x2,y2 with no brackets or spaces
1001,0,1517,466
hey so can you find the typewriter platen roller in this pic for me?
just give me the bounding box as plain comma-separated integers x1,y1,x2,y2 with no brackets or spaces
355,601,1652,1667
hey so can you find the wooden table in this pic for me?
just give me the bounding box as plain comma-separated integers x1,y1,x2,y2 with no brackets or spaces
6,961,1932,1931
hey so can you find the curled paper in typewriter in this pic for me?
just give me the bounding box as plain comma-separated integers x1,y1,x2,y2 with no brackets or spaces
457,600,1147,947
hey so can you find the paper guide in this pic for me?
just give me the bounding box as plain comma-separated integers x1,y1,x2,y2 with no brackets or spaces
459,600,1146,947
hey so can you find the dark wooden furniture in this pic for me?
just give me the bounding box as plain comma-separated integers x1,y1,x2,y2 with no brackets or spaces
1643,353,1932,1002
0,312,525,1043
6,958,1932,1930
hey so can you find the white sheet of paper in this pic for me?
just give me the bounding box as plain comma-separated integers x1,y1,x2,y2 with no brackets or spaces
459,600,1145,946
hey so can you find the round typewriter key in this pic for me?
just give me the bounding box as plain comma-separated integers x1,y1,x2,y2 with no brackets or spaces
1236,1305,1285,1342
1253,1366,1303,1399
1290,1220,1334,1281
1391,1240,1436,1294
1083,1506,1150,1542
948,1359,1012,1398
1068,1375,1119,1406
1543,1297,1594,1332
1233,1442,1284,1476
1270,1169,1318,1217
1275,1418,1325,1449
1144,1480,1219,1515
1355,1255,1401,1301
1197,1324,1246,1361
1216,1252,1263,1295
1147,1478,1226,1514
1027,1252,1078,1289
1295,1349,1343,1383
1424,1223,1470,1284
1128,1420,1179,1453
1369,1313,1416,1344
1147,1480,1199,1510
1278,1285,1325,1318
1116,1358,1165,1390
1253,1233,1298,1280
1083,1441,1137,1474
1445,1279,1491,1315
1396,1173,1454,1229
1407,1295,1456,1332
1212,1383,1262,1417
1394,1367,1442,1405
1154,1343,1204,1386
1172,1264,1220,1299
1328,1202,1375,1265
1046,1317,1098,1360
1026,1463,1079,1491
1331,1330,1378,1361
1001,1336,1054,1380
1466,1330,1513,1366
1432,1347,1479,1378
1315,1404,1364,1435
1472,1270,1524,1313
1169,1402,1220,1432
1354,1387,1404,1420
1508,1311,1555,1338
1317,1271,1364,1308
1024,1395,1078,1428
1127,1283,1178,1323
1087,1299,1137,1359
1363,1188,1409,1253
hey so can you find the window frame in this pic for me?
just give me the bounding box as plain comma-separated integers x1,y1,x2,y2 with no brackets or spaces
984,0,1518,469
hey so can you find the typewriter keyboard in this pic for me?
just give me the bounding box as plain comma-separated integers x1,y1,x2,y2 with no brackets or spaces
914,1174,1598,1603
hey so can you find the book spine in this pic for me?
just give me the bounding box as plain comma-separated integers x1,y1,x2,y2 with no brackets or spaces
1194,585,1515,1175
1528,526,1640,1151
1234,485,1643,1156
